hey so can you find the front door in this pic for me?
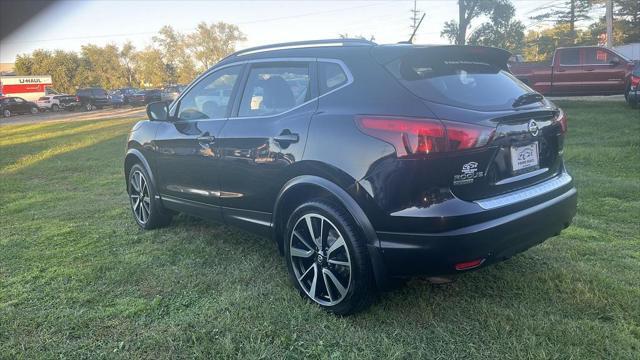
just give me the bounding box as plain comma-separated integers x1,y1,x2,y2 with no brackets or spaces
153,65,244,220
216,60,317,234
581,47,628,94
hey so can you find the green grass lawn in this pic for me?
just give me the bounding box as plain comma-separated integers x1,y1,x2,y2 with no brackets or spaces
1,102,639,359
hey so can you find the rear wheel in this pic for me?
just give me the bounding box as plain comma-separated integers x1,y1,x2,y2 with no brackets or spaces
284,200,374,315
30,107,38,114
84,102,93,111
127,163,172,229
51,104,59,112
2,109,10,117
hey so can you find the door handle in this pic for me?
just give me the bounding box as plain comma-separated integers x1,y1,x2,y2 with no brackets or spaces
273,132,299,144
197,135,215,143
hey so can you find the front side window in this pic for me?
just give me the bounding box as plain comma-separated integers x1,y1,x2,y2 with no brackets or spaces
178,65,242,120
14,98,24,103
238,63,310,117
584,48,610,65
559,49,580,66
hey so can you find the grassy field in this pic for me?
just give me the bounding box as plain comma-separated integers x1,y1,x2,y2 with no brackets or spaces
1,102,638,359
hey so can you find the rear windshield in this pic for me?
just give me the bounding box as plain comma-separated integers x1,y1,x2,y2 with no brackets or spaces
386,57,534,111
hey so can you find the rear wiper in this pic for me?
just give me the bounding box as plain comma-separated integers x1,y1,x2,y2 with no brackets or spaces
512,93,543,108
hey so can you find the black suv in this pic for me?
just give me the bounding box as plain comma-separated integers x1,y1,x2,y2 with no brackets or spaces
76,87,110,111
124,39,577,314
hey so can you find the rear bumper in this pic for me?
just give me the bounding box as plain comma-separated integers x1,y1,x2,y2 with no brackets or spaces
377,185,577,276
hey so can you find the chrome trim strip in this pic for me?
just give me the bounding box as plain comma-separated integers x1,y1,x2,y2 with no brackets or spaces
228,215,272,228
474,172,572,210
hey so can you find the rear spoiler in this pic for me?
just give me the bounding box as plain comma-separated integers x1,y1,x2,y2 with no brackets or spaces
371,45,512,71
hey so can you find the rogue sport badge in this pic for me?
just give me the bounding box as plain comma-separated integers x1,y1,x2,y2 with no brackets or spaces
528,119,539,136
453,161,484,185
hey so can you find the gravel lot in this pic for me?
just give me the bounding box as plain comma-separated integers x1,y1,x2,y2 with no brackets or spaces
0,107,146,126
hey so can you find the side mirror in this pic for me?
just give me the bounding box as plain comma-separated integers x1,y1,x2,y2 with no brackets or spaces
146,101,169,121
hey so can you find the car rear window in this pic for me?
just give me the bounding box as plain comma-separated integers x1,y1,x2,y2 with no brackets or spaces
386,57,533,111
38,97,49,100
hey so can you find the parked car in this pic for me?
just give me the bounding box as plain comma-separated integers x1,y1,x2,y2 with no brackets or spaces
108,90,125,108
1,96,39,117
510,46,635,96
113,87,138,105
124,40,577,315
160,85,184,103
625,62,639,108
36,94,73,111
76,87,110,111
56,95,80,111
129,89,162,106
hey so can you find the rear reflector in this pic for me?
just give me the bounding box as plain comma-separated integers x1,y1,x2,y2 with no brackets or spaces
454,258,485,271
356,116,494,157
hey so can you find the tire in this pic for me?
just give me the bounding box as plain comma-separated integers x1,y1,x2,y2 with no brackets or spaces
30,107,38,114
51,104,59,112
284,200,374,315
84,102,93,111
127,163,172,229
625,86,639,109
2,109,10,117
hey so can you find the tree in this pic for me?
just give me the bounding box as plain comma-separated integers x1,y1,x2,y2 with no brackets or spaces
186,22,246,71
468,0,525,52
615,0,640,42
530,0,592,42
521,23,590,61
14,49,81,94
79,44,128,89
441,0,497,45
120,41,137,87
134,47,168,88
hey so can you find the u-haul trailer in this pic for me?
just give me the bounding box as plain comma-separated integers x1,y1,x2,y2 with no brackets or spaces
0,75,53,101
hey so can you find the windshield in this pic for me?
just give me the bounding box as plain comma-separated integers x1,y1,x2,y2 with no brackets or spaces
386,57,537,111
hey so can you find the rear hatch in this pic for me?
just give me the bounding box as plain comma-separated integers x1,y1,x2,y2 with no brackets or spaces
372,45,566,201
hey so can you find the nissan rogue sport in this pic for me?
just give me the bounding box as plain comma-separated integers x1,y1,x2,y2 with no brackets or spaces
124,39,577,315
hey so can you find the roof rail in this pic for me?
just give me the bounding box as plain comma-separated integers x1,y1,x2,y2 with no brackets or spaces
224,38,376,59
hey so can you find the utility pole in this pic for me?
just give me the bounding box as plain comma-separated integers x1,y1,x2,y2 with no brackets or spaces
605,0,613,48
409,0,422,41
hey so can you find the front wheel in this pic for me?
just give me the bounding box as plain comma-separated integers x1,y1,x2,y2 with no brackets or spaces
128,164,172,229
30,107,38,114
3,109,10,117
284,200,374,315
51,104,59,112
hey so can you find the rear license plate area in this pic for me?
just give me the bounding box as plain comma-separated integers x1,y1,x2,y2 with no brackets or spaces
510,142,539,174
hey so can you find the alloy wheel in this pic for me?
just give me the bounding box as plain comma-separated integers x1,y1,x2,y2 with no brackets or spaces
3,109,10,117
289,213,352,306
129,170,151,224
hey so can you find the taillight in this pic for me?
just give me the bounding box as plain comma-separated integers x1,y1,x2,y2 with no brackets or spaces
556,108,568,134
356,116,494,157
631,75,640,88
76,96,80,102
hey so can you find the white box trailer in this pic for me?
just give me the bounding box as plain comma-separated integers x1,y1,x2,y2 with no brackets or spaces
0,75,53,101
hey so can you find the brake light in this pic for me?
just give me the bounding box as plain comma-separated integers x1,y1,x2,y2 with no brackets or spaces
556,108,568,134
356,116,494,157
76,96,80,102
455,258,485,271
631,75,640,88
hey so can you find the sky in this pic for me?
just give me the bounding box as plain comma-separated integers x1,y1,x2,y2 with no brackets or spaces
0,0,606,63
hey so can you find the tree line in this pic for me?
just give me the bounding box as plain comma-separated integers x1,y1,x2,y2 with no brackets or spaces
14,22,246,94
441,0,639,59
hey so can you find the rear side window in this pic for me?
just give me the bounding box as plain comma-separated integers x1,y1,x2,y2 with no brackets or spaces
386,56,533,111
238,63,310,117
38,97,48,100
92,89,106,96
559,49,580,65
318,62,348,94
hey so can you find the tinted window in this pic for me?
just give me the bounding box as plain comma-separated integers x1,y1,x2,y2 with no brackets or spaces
14,98,24,103
38,97,48,100
238,63,310,117
584,48,611,65
318,62,348,95
92,89,107,96
386,57,533,111
559,49,580,65
177,65,241,120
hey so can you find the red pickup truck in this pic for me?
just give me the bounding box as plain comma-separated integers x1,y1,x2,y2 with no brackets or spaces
510,46,635,96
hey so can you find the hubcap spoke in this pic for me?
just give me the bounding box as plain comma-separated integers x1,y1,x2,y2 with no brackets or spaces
323,268,347,298
130,170,150,224
293,230,314,251
327,236,346,256
327,259,349,267
290,247,314,258
309,264,318,299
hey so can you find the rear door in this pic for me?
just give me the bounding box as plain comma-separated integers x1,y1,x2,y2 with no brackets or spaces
581,47,628,94
216,60,317,233
153,64,244,220
92,89,109,106
552,48,583,95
